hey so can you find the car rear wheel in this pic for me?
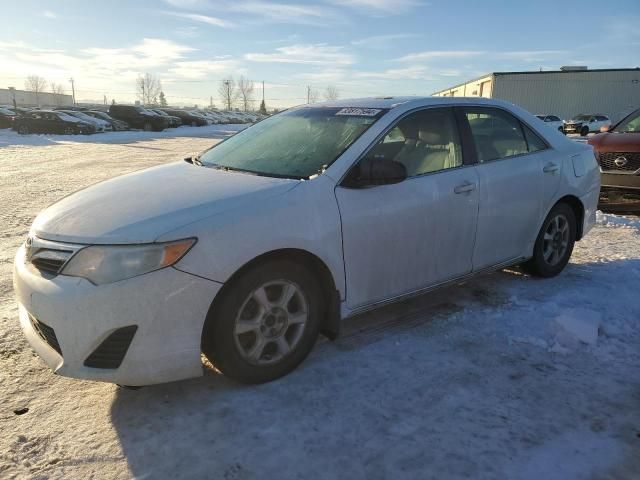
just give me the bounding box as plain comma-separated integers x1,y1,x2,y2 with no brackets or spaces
191,121,197,127
202,260,322,384
143,122,152,131
580,126,589,136
17,125,29,135
64,126,74,135
522,203,576,278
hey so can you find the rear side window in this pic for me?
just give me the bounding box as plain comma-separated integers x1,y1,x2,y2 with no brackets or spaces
522,124,547,152
548,116,560,122
464,108,528,162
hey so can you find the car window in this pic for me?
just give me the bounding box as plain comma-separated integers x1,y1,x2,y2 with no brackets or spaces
30,112,43,119
549,116,560,122
613,111,640,133
595,115,607,121
522,124,547,153
364,108,463,177
465,107,528,162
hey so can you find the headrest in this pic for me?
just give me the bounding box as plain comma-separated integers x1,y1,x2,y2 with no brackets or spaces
418,115,448,144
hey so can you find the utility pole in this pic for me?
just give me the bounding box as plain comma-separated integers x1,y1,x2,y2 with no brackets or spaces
307,85,310,104
69,77,76,106
262,80,265,103
210,96,213,108
224,79,231,110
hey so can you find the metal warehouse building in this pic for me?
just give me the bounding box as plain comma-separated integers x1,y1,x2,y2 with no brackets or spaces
0,88,73,108
432,67,640,122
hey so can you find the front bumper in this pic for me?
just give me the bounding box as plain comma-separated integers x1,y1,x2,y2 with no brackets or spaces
600,171,640,191
563,124,584,133
13,245,222,386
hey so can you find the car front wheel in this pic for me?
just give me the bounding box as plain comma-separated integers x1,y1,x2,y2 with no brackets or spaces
523,203,576,278
580,126,589,136
17,125,29,135
202,260,322,384
143,122,152,131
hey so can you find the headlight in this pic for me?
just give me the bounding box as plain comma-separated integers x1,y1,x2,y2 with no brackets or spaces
61,238,196,285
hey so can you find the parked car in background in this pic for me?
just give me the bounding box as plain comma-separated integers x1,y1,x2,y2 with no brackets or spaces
109,105,168,131
12,110,96,135
0,106,17,128
159,108,207,127
588,107,640,212
14,97,599,387
564,114,611,136
59,110,112,132
84,111,130,131
536,114,565,133
148,109,182,128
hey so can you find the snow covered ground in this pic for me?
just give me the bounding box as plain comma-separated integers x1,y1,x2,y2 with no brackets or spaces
0,130,638,479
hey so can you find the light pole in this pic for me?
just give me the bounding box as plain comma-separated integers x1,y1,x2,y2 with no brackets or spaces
8,87,17,110
69,77,76,106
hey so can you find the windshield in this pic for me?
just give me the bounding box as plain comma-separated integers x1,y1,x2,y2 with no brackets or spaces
90,111,110,120
613,111,640,133
57,112,80,122
199,106,386,179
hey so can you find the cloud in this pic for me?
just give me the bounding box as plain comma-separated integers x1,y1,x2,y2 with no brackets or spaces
351,33,420,48
329,0,424,14
398,50,485,62
355,66,433,80
168,59,239,79
398,49,569,63
42,10,57,19
245,44,354,65
230,2,341,26
163,11,234,28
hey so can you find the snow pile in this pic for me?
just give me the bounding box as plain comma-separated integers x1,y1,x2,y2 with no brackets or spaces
596,210,640,230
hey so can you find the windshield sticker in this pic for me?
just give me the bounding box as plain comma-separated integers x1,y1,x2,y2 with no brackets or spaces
335,108,382,117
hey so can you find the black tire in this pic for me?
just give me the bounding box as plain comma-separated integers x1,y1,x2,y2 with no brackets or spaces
64,126,74,135
580,126,589,136
143,122,152,132
522,203,576,278
191,121,197,127
17,125,29,135
558,126,565,134
202,260,323,384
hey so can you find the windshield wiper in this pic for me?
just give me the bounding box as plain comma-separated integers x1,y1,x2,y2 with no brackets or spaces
184,155,203,166
206,163,305,180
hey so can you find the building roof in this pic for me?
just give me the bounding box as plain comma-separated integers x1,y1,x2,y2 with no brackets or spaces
432,67,640,95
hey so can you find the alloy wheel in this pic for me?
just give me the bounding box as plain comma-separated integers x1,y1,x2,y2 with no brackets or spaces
542,214,570,265
233,280,308,365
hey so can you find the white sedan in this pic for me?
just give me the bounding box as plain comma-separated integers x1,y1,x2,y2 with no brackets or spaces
14,97,600,386
535,114,565,133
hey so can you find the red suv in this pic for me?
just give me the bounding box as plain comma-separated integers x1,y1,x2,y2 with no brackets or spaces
589,108,640,212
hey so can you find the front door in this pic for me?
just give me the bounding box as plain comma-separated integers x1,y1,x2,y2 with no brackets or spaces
335,107,480,309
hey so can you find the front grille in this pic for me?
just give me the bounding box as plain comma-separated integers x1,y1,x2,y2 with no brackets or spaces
31,256,66,274
84,326,138,369
599,152,640,172
30,315,62,355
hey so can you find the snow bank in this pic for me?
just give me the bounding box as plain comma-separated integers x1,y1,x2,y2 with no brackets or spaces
596,210,640,230
0,124,247,147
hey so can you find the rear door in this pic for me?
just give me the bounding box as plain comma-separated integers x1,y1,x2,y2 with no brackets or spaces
335,107,480,309
461,106,554,270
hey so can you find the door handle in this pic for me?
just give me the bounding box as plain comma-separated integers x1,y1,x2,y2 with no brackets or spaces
454,182,476,194
543,162,560,173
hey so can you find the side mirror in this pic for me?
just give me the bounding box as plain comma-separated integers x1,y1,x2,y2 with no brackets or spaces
600,125,611,133
344,157,407,188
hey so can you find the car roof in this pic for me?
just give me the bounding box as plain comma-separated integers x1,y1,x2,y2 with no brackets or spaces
295,96,517,111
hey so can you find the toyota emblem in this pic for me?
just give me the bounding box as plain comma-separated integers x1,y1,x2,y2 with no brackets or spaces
614,156,628,167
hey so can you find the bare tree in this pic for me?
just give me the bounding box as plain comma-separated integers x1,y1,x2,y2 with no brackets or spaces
136,73,162,106
24,75,48,106
218,77,238,110
324,85,339,101
307,87,319,104
237,76,255,112
50,82,66,106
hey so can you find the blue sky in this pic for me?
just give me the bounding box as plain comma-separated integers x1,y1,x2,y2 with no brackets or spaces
0,0,639,108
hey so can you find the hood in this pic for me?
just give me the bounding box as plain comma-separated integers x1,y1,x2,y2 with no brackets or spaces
588,132,640,152
32,162,299,245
